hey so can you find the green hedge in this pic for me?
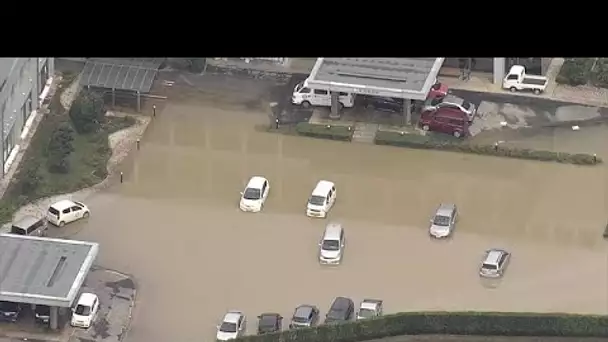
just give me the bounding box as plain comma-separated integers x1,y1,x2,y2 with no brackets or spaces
590,58,608,88
374,131,602,165
236,311,608,342
295,122,353,141
556,58,595,86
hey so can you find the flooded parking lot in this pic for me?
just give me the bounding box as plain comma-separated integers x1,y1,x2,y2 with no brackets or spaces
58,75,608,342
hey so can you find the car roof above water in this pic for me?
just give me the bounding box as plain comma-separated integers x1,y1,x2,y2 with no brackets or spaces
312,180,334,196
246,176,267,189
484,249,507,265
294,305,314,318
12,215,43,228
436,203,455,216
50,200,77,211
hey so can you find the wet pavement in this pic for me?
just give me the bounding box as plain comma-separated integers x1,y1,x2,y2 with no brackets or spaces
40,70,608,342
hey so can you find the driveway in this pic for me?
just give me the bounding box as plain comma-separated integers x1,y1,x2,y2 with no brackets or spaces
55,78,608,342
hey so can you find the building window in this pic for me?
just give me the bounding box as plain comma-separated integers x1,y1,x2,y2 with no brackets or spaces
3,125,14,163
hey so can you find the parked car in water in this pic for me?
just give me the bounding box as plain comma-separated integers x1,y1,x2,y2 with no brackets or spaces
306,180,337,218
257,313,282,334
35,305,51,325
428,82,449,99
360,96,405,113
419,108,469,138
325,297,354,324
429,203,458,238
289,305,319,329
479,248,511,278
217,311,246,341
71,293,99,328
10,215,47,236
239,176,270,213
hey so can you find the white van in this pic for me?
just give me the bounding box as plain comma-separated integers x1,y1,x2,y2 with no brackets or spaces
306,180,336,218
292,81,355,109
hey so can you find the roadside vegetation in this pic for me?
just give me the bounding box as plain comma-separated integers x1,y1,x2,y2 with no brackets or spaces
0,72,135,224
556,58,608,88
286,123,602,165
236,311,608,342
164,58,207,73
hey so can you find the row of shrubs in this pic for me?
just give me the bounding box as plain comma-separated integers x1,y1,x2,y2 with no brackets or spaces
295,122,353,141
556,58,595,86
374,131,602,165
236,311,608,342
590,58,608,88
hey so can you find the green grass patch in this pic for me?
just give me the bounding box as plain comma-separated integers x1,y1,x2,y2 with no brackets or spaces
0,73,135,225
295,122,353,141
374,131,601,165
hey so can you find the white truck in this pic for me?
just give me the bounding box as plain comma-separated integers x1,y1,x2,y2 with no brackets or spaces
356,299,383,320
502,65,548,95
291,79,355,109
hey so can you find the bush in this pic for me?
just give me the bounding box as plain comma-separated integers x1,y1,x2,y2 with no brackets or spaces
590,58,608,88
235,311,608,342
16,159,43,196
295,122,353,141
69,89,106,134
556,58,594,86
47,123,75,174
374,131,602,165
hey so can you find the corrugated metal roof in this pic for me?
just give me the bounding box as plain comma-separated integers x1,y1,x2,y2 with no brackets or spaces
80,58,164,93
0,234,98,307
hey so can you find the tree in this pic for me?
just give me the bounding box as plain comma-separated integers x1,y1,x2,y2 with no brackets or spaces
69,89,106,134
47,123,75,174
186,58,206,73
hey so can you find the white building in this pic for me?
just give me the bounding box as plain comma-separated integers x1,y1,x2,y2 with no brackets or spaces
0,58,54,176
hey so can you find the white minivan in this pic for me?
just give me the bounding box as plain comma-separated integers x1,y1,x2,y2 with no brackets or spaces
292,81,355,109
71,293,99,328
306,180,337,218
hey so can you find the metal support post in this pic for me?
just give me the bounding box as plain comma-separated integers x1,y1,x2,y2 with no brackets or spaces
50,306,59,330
112,88,116,107
330,91,340,119
136,91,141,112
493,58,506,85
403,99,412,126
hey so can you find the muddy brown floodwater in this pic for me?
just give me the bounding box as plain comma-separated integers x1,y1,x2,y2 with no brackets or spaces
64,98,608,342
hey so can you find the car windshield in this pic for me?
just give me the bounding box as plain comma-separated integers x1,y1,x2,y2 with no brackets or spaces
295,82,303,92
433,215,451,226
322,240,340,251
482,263,497,270
309,195,325,206
292,309,310,323
358,308,375,318
220,322,238,333
259,315,276,327
243,188,261,200
75,304,91,316
462,101,472,110
0,301,18,311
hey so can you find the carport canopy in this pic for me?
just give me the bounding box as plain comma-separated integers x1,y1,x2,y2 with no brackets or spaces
0,234,99,308
80,58,165,93
305,58,445,101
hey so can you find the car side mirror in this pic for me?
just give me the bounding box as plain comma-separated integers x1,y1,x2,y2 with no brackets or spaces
240,192,244,196
429,219,434,223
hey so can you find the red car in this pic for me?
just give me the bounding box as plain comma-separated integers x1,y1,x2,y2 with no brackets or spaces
427,82,449,100
419,108,469,138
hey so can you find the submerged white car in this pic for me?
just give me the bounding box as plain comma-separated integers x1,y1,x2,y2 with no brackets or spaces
217,311,246,341
239,176,270,212
71,293,99,328
306,180,336,218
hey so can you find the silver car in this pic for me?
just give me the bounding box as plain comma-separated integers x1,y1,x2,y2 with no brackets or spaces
429,203,457,238
425,94,476,122
479,249,511,278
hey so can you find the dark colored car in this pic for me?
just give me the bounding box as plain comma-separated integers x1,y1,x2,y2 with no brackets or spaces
0,301,22,323
324,297,354,324
257,313,282,334
419,108,469,138
35,305,51,325
289,305,319,329
361,96,405,113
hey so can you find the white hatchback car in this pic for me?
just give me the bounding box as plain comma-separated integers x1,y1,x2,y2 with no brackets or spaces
239,176,270,212
217,311,246,341
306,180,336,218
71,293,99,328
46,200,90,227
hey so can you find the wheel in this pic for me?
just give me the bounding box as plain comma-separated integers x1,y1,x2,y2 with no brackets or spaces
422,125,430,131
453,131,462,138
83,211,90,219
58,221,65,227
533,88,541,95
301,101,311,109
366,103,375,111
509,87,517,92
